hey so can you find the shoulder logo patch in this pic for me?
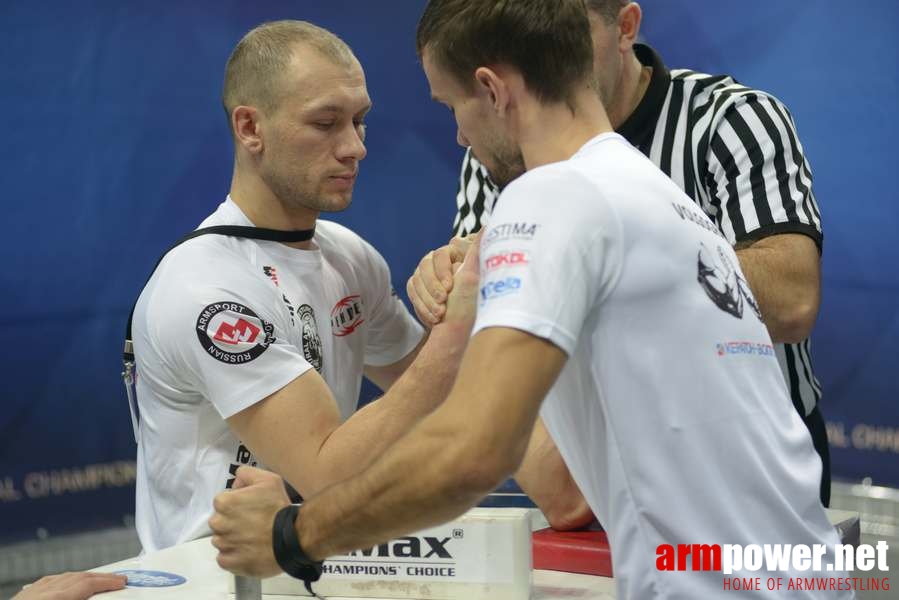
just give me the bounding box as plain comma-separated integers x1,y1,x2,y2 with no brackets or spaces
195,302,274,364
298,304,323,372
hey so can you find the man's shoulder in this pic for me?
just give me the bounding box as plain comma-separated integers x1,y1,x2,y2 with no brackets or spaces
669,66,785,116
162,233,249,274
138,236,263,320
491,138,648,238
315,219,365,245
504,136,647,204
316,220,385,268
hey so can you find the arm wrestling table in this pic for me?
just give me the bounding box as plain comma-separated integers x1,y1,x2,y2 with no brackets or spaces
89,508,858,600
90,535,616,600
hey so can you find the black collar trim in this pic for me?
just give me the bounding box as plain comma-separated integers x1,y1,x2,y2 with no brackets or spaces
616,44,671,148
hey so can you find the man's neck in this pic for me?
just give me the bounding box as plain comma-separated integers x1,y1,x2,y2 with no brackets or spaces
605,50,651,130
518,87,613,171
229,168,317,250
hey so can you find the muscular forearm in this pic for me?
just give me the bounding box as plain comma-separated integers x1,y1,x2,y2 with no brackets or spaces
735,234,821,343
298,329,560,560
306,321,470,494
299,405,506,560
363,331,429,391
514,419,594,530
211,331,566,578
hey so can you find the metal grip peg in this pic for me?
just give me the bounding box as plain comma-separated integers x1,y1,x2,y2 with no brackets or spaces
234,575,262,600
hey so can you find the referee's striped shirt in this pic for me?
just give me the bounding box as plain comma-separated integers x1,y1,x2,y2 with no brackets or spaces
452,44,823,421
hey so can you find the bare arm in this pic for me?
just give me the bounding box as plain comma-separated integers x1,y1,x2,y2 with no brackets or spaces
299,328,568,560
211,327,568,575
363,331,428,391
227,322,467,498
704,95,822,344
227,244,480,499
735,233,820,343
514,418,594,530
408,233,591,530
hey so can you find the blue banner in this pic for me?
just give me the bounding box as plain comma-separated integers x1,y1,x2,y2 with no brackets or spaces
1,0,896,542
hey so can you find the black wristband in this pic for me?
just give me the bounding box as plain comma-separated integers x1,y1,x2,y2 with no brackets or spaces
272,505,323,584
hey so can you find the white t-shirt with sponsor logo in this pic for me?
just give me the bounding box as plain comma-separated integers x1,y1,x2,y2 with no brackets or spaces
132,197,423,552
472,134,848,598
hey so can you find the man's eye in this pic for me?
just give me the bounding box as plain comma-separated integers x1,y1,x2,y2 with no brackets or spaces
314,121,335,130
354,121,367,138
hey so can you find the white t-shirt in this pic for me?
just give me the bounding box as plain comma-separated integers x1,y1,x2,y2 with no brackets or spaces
132,197,423,552
472,134,849,598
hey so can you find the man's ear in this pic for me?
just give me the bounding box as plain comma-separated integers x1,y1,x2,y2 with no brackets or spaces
617,2,643,52
232,105,264,154
474,66,510,115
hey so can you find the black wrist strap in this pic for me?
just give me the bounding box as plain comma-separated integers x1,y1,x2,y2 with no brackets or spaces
272,505,324,589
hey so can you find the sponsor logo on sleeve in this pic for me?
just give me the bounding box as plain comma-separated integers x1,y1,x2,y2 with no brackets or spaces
483,222,540,246
479,277,522,304
331,294,365,337
298,304,323,372
484,250,529,272
196,302,274,364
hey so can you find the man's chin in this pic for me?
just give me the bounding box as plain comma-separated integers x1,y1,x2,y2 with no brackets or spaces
314,194,354,213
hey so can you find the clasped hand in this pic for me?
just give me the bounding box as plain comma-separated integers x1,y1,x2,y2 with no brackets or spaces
406,234,480,329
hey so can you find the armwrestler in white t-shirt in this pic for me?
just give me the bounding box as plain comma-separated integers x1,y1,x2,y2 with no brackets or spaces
133,198,432,550
130,22,478,551
206,6,851,599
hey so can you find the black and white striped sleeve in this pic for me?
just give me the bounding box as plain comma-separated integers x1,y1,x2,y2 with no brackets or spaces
705,92,823,251
452,148,500,237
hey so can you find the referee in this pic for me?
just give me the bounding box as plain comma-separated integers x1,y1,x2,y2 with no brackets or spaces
452,0,830,505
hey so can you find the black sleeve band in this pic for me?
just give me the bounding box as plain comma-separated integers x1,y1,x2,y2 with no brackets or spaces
272,505,323,583
734,222,823,254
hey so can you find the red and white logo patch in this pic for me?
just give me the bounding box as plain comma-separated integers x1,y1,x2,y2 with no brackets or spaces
212,318,261,345
196,302,274,364
484,250,529,272
330,295,364,337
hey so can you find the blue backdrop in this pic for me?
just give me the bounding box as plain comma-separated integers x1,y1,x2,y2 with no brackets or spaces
1,1,897,542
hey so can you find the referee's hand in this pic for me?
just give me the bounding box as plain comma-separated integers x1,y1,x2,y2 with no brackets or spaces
407,235,473,327
210,466,290,577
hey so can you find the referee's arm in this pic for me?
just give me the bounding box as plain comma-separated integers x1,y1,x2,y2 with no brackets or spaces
706,93,822,343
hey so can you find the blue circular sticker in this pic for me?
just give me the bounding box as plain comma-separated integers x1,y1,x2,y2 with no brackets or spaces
115,570,187,587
